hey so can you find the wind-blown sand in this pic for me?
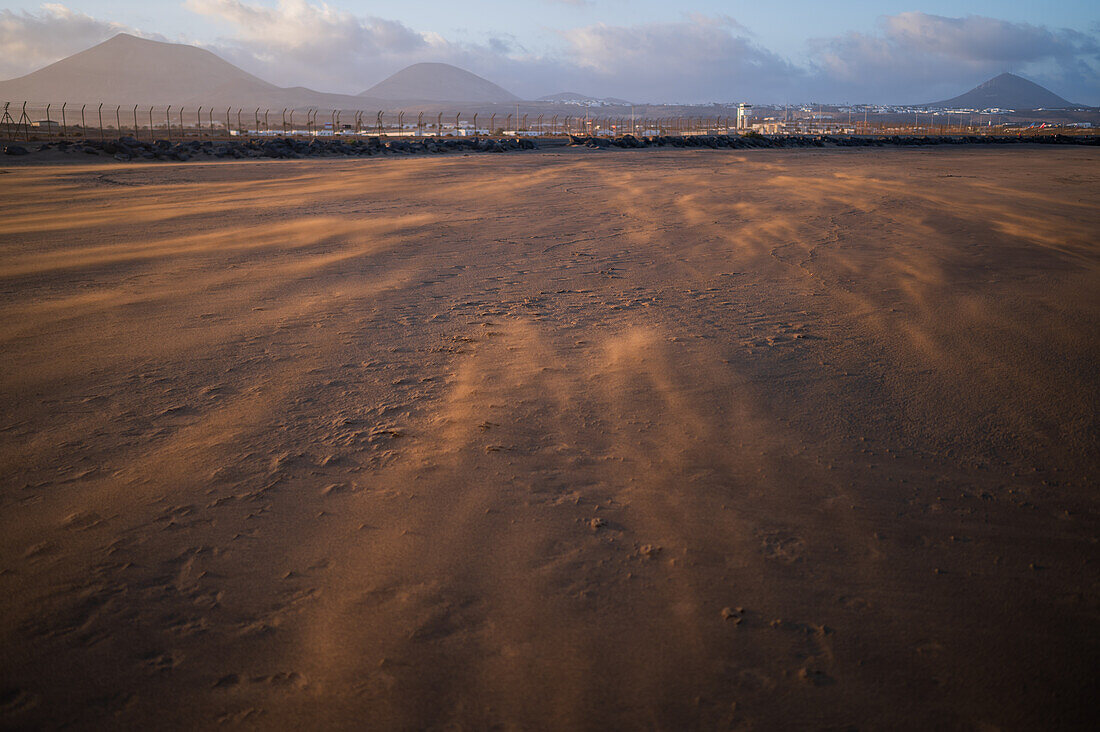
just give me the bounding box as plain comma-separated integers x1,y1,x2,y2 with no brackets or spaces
1,147,1097,729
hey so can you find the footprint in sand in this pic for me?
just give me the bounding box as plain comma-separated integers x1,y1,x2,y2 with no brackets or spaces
757,530,806,564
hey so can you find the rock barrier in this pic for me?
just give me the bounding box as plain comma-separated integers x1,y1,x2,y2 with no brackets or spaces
567,133,1099,149
2,135,539,160
4,132,1096,160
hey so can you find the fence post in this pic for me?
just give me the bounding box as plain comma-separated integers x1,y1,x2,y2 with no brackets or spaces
18,103,28,141
132,105,139,140
436,112,442,136
179,107,184,139
455,112,461,136
237,109,242,136
61,102,68,139
209,107,214,137
490,113,496,135
148,107,154,139
197,106,204,138
472,113,478,135
44,103,52,140
17,102,28,141
80,104,86,140
226,108,231,137
166,106,172,142
264,109,270,133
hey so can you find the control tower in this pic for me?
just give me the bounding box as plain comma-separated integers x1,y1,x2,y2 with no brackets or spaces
737,103,753,130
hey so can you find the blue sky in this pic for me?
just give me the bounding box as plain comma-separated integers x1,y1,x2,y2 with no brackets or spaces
2,1,1098,103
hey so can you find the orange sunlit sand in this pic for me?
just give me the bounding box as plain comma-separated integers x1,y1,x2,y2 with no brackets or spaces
1,146,1097,728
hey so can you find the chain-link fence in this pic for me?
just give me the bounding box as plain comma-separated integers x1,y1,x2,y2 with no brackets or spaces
3,100,1095,143
1,101,723,142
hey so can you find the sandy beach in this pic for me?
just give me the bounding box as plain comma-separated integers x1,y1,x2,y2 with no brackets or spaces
1,146,1097,729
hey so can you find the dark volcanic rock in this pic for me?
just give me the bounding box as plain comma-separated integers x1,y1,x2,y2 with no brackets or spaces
9,131,1090,165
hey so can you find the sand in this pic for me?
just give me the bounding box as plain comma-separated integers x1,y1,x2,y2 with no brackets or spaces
1,147,1097,730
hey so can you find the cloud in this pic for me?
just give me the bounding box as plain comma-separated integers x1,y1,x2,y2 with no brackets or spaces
808,13,1100,103
183,2,794,102
0,3,144,79
553,17,798,102
184,0,442,90
880,12,1096,65
3,3,1098,105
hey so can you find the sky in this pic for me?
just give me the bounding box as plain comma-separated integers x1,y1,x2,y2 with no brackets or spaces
1,1,1098,104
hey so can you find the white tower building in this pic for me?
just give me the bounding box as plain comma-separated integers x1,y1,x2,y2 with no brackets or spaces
737,103,753,130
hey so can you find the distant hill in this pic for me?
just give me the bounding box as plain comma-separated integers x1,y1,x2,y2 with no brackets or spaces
360,63,518,103
537,92,633,106
925,73,1076,110
0,33,387,111
0,34,277,105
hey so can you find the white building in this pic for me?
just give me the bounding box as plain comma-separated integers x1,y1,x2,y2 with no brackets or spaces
737,103,753,130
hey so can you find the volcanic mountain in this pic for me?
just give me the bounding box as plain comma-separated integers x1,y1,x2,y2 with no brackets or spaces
926,72,1076,110
0,33,278,105
0,33,372,109
360,63,518,103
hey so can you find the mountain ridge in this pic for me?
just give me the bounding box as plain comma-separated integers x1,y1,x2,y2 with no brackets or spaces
538,92,634,106
0,35,517,109
360,63,518,103
924,72,1077,110
0,33,278,105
